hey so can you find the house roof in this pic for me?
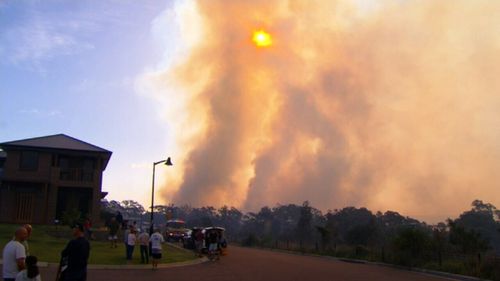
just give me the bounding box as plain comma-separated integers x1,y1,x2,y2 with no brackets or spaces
0,134,112,154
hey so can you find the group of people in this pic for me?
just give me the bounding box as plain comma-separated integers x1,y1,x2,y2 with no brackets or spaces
2,224,38,281
107,212,166,269
2,222,90,281
192,228,227,260
124,226,165,269
2,213,199,281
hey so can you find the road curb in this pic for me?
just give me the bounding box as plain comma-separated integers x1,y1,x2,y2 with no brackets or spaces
1,256,209,271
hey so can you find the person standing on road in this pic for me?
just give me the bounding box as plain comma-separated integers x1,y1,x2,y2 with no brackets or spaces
2,227,28,281
59,223,90,281
149,228,165,270
208,231,218,251
207,230,219,260
194,229,204,257
138,230,150,264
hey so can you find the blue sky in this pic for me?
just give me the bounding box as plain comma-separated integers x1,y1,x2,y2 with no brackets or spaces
0,0,179,206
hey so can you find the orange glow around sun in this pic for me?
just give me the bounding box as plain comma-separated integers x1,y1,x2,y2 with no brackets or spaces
252,30,272,47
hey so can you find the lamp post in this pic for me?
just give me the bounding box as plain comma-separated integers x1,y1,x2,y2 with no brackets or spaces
150,157,172,234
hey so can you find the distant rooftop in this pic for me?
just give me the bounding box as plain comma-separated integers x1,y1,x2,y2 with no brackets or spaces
0,134,111,154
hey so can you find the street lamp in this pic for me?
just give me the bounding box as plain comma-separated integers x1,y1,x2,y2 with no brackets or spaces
150,157,172,234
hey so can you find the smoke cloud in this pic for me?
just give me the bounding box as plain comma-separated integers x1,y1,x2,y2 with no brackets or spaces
145,0,500,222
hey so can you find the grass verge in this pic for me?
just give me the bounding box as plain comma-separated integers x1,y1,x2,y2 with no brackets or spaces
0,223,195,265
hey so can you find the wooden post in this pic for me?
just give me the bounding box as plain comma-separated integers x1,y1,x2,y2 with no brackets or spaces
477,252,481,277
438,250,442,269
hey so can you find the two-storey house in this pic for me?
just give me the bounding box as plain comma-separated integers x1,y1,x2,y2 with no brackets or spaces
0,134,112,225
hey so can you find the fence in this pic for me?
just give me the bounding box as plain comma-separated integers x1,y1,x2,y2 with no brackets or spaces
245,239,500,280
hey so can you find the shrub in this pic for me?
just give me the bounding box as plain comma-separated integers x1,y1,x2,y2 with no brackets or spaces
242,233,258,246
61,208,81,226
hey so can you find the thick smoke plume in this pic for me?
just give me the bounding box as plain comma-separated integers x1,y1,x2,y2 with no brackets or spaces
150,0,500,222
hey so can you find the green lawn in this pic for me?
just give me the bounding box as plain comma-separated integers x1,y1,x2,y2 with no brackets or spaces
0,224,195,265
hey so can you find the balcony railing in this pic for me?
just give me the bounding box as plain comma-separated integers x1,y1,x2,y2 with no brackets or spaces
60,168,94,182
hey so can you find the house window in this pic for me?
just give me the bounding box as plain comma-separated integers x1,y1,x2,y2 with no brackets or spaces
59,156,95,182
20,151,39,171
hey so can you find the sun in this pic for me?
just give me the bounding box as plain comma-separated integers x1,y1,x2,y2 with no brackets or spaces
252,30,273,47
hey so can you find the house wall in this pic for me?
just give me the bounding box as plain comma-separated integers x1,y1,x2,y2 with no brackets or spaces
0,148,107,225
0,182,47,224
2,150,52,183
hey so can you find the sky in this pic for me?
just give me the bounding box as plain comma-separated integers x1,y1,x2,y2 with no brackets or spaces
1,0,500,223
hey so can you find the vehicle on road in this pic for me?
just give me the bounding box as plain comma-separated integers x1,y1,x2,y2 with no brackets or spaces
165,219,189,242
204,226,227,258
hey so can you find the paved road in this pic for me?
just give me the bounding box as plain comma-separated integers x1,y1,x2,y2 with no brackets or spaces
32,246,452,281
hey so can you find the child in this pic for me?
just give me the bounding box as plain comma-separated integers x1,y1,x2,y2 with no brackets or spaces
16,255,41,281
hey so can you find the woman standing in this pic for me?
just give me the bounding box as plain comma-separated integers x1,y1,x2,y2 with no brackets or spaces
126,228,137,264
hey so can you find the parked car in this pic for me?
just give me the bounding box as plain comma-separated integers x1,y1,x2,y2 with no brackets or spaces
203,227,227,256
182,227,204,250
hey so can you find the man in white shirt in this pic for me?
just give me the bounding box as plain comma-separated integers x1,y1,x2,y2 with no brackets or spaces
11,224,32,256
149,228,165,270
2,227,28,281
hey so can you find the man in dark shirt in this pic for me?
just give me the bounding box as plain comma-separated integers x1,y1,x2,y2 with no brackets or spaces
116,212,124,229
59,223,90,281
108,217,119,248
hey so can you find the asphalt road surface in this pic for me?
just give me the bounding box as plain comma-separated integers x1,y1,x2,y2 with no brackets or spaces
31,246,454,281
